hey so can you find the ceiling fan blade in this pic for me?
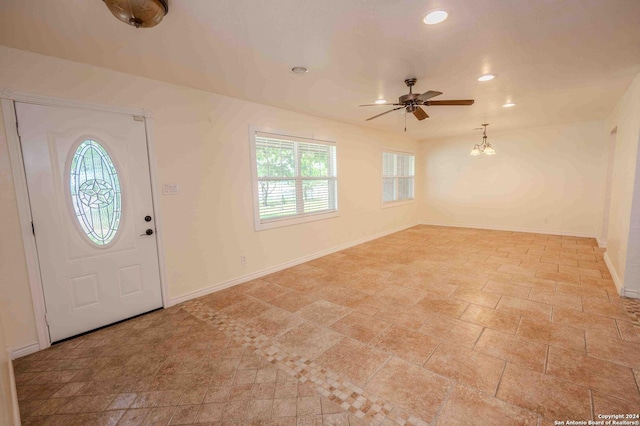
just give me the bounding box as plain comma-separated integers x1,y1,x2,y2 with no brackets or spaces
427,99,475,106
359,103,403,107
417,90,443,102
366,106,405,121
413,106,429,121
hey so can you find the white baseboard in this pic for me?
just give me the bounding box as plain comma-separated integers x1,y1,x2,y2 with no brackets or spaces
596,237,607,248
420,221,596,239
624,288,640,299
604,252,624,296
168,223,418,306
9,342,40,360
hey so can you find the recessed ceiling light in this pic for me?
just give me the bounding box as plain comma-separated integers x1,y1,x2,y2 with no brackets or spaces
291,66,308,74
423,10,448,25
375,99,387,104
478,74,495,82
502,102,516,108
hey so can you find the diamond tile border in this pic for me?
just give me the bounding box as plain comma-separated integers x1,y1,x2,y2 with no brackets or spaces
182,299,429,426
622,297,640,326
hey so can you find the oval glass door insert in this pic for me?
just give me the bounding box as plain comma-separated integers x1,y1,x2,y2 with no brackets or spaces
69,139,122,245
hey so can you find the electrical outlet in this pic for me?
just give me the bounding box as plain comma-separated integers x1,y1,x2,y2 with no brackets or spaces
240,255,247,265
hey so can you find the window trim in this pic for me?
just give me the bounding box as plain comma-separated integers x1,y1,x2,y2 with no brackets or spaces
381,149,415,208
249,127,339,231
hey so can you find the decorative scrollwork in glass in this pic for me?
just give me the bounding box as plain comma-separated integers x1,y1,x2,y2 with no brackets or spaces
70,140,122,245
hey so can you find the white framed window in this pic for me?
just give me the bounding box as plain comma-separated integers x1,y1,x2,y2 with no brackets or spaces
382,151,415,205
250,130,338,230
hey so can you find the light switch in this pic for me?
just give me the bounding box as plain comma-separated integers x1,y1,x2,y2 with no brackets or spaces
162,184,180,195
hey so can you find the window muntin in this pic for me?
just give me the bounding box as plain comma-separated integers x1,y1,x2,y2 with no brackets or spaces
252,132,337,228
70,139,122,245
382,151,415,203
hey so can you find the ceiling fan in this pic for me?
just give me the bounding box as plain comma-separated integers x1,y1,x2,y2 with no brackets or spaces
360,78,474,125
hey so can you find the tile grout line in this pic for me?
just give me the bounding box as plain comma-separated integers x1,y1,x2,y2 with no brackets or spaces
362,354,393,388
427,378,456,426
472,327,487,351
422,342,441,369
633,365,640,394
543,345,550,374
493,361,508,398
581,348,640,373
367,322,393,347
421,342,441,368
514,316,524,337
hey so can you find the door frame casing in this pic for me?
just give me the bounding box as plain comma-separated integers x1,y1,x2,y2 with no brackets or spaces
1,88,169,351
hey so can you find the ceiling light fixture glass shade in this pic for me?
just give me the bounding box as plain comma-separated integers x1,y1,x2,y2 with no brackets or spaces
103,0,169,28
424,10,448,25
478,74,495,82
470,124,496,156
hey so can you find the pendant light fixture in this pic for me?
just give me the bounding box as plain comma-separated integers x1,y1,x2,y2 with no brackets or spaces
470,124,496,156
103,0,169,28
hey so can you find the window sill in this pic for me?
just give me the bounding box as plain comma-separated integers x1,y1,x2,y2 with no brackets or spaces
254,210,339,231
381,199,415,209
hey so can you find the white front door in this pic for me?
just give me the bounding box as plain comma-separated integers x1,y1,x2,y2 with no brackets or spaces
16,102,163,343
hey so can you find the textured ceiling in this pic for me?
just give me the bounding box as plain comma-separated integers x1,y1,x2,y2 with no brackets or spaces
1,0,639,139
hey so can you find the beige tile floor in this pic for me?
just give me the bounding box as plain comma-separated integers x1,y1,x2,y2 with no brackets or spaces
13,225,640,425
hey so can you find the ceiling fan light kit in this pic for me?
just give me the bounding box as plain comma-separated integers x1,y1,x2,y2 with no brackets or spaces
103,0,168,28
470,124,496,156
359,78,474,130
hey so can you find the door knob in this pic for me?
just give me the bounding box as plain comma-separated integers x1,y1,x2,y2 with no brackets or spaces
140,229,154,236
144,215,152,222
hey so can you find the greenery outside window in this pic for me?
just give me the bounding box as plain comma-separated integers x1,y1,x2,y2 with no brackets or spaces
382,151,415,204
250,130,338,230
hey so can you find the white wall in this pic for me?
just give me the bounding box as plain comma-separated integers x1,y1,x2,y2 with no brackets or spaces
605,73,640,297
417,120,609,237
598,130,617,246
0,45,419,351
